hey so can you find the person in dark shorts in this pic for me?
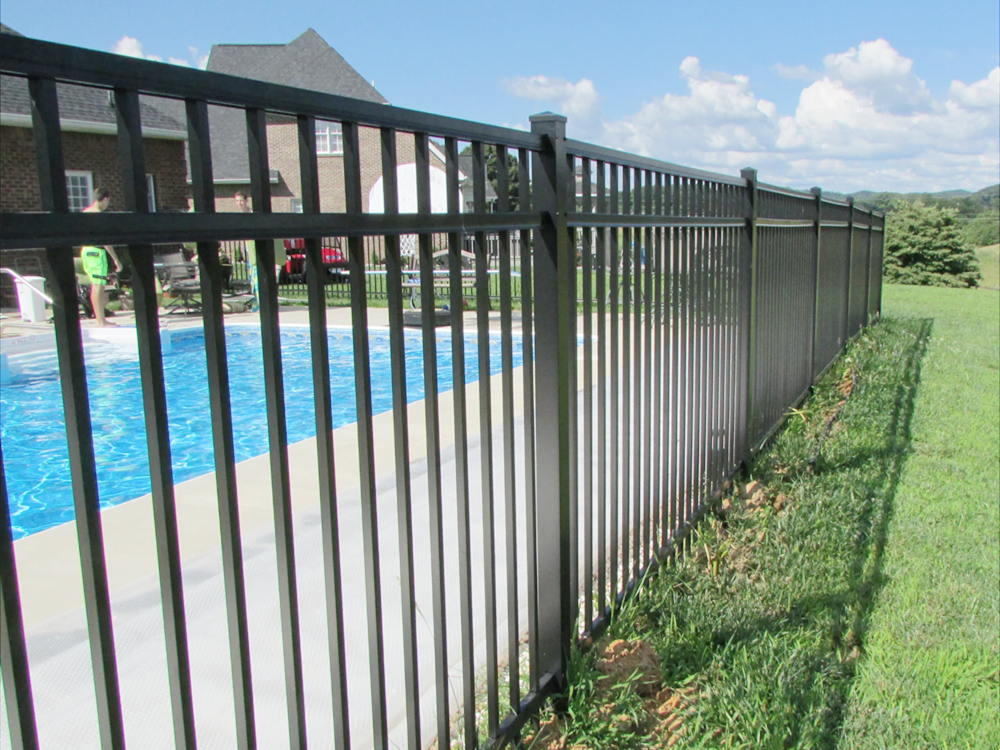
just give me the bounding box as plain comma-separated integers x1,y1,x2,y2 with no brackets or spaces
80,188,122,326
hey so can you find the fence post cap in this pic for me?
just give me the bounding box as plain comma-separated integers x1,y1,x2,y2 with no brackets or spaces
529,112,568,124
740,167,758,181
810,187,822,197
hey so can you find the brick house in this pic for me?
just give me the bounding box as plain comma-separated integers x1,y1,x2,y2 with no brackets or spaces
187,29,465,216
0,23,189,307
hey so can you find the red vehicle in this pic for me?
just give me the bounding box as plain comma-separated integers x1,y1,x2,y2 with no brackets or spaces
280,238,348,283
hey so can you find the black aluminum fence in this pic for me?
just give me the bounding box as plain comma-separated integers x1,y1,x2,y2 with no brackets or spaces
0,35,882,750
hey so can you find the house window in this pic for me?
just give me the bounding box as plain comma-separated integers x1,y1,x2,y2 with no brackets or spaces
146,174,157,212
66,171,93,212
290,198,304,213
315,121,343,155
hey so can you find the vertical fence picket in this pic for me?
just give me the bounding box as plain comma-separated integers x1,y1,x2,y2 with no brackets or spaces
380,126,421,750
116,87,197,750
496,144,521,715
608,164,620,604
295,114,350,750
620,165,633,584
518,145,540,694
595,161,608,620
642,171,653,568
652,173,664,552
413,132,451,749
471,139,501,735
248,105,308,750
343,120,389,749
444,135,477,748
581,158,594,633
187,96,257,750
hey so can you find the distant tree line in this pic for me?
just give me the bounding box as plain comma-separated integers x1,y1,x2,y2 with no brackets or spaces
850,184,999,248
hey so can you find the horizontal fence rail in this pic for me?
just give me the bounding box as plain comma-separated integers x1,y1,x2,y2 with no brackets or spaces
1,35,882,750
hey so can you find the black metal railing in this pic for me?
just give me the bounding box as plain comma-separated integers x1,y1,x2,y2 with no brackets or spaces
0,35,883,750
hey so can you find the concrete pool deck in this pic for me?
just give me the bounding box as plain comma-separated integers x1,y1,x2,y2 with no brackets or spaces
1,303,542,749
1,303,519,627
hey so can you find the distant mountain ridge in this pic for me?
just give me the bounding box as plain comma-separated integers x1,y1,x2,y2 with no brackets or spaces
825,184,998,209
825,183,999,247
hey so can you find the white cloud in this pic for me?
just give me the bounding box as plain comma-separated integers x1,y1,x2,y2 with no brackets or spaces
599,56,778,164
773,63,818,81
949,67,1000,109
821,38,933,114
112,36,207,68
112,36,161,62
505,40,1000,193
112,36,145,58
503,75,599,119
189,47,210,70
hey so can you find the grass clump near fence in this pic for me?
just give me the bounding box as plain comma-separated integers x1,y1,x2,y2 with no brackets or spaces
521,283,999,749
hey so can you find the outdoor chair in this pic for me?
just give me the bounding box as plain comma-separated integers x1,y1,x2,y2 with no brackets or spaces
401,248,476,309
157,251,201,315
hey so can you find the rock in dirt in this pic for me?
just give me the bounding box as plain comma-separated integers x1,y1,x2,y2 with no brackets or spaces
747,488,768,511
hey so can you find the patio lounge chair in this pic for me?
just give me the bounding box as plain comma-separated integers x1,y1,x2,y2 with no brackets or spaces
157,251,201,315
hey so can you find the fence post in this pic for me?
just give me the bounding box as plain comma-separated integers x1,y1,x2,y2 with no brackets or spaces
737,167,758,460
809,187,822,382
864,208,874,326
843,197,855,345
530,112,574,689
875,213,884,318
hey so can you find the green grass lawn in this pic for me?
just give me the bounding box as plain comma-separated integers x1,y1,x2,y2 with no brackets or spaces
976,244,999,289
532,283,999,749
838,285,999,749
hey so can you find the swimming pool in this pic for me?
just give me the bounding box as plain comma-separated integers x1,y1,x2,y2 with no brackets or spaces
0,325,523,539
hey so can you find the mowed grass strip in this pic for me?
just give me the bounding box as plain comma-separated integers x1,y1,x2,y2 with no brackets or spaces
975,244,999,290
838,284,999,749
531,284,998,749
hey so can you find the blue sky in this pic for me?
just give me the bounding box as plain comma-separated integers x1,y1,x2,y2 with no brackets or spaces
3,0,998,193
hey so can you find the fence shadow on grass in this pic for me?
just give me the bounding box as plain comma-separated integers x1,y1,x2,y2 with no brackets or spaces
582,316,936,750
796,316,934,747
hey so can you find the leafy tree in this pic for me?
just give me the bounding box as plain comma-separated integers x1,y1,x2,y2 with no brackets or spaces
962,209,1000,248
460,144,521,210
884,201,981,287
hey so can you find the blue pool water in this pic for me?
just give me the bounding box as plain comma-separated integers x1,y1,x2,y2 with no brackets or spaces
0,326,523,539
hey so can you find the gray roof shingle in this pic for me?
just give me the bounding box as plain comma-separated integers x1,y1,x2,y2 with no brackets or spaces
1,25,185,134
1,26,385,181
193,28,388,182
208,28,386,104
1,74,186,133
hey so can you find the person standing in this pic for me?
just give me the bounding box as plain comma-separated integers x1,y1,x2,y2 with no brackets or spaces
235,190,285,311
235,191,259,310
80,188,122,326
